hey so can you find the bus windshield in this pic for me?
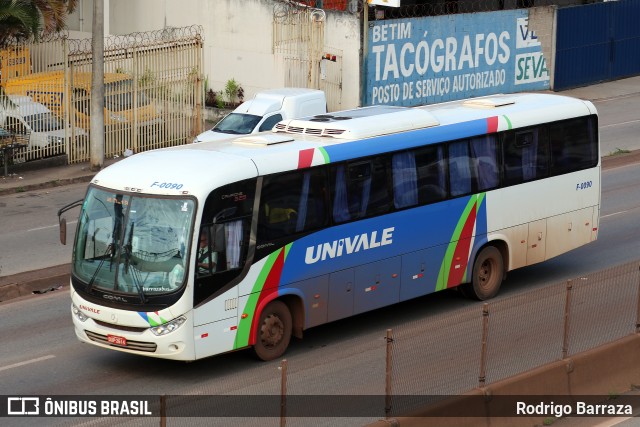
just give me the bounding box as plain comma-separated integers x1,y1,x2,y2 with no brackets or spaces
72,187,195,297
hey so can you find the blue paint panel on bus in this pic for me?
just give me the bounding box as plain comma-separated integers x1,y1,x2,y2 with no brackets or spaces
365,10,549,107
399,247,445,302
327,268,354,322
323,119,490,163
288,275,329,329
278,195,483,287
353,256,401,315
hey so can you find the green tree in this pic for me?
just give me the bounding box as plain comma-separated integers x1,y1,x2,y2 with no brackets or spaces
0,0,78,47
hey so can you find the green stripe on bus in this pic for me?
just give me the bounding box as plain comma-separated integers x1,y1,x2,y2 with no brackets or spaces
234,250,281,348
435,194,484,291
503,115,512,130
318,147,330,164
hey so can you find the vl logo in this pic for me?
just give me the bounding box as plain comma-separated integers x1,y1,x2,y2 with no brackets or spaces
7,397,40,415
516,17,540,49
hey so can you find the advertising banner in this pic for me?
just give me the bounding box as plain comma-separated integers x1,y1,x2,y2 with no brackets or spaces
365,10,550,106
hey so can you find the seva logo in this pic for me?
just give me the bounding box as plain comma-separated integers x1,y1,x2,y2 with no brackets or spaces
305,227,394,264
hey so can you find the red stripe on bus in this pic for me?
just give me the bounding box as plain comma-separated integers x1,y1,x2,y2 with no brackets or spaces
487,116,499,133
298,149,315,169
248,249,286,345
447,203,477,288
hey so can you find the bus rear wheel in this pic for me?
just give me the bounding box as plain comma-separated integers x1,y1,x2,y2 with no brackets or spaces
461,246,504,301
253,300,292,361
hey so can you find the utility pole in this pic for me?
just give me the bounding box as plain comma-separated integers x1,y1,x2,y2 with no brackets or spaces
90,0,105,171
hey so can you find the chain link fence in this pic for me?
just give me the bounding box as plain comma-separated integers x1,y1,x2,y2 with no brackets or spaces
144,260,640,426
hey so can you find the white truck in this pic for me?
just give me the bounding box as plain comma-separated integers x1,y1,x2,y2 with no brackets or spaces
0,95,87,151
194,88,327,143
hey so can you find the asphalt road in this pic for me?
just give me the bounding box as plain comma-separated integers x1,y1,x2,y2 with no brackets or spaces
0,155,638,427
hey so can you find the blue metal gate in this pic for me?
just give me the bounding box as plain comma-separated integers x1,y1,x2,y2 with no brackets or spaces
554,0,640,90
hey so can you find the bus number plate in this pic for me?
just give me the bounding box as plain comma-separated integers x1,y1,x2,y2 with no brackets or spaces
107,334,127,346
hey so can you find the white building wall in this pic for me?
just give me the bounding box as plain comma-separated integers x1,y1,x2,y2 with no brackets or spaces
324,10,361,109
68,0,362,109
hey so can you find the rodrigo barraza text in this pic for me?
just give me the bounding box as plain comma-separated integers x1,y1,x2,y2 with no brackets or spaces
516,401,632,417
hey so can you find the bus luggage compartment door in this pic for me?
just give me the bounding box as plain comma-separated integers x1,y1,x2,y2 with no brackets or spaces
328,269,354,323
354,256,401,315
526,219,547,266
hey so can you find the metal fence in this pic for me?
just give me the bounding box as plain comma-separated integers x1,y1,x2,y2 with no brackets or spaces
273,4,344,111
150,260,640,426
280,0,607,19
0,26,204,165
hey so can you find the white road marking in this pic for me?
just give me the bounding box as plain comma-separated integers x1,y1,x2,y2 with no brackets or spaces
0,354,56,373
601,118,640,129
601,210,632,219
27,220,76,232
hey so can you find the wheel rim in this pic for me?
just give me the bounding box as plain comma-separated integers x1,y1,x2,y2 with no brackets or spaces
478,258,496,291
260,313,284,349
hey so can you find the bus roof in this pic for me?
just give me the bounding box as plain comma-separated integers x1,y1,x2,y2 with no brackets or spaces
92,92,597,197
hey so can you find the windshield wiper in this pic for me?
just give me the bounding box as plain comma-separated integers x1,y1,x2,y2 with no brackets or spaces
86,243,116,293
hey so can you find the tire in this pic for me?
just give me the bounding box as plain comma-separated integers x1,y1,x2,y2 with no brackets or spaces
461,246,504,301
253,300,292,361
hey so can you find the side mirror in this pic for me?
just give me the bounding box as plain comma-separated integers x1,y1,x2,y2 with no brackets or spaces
59,217,67,245
57,199,84,246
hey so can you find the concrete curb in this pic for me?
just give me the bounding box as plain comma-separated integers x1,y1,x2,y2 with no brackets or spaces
368,334,640,427
0,264,70,302
0,174,94,197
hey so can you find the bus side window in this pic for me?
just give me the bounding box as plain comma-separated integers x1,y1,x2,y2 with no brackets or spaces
470,135,499,191
415,145,447,204
550,116,597,176
392,151,419,209
331,157,389,223
448,140,473,197
258,168,328,241
503,128,548,186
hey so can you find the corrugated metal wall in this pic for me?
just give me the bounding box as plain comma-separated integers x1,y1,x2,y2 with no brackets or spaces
554,0,640,90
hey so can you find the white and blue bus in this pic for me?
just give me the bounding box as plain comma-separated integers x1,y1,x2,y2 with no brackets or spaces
59,93,600,361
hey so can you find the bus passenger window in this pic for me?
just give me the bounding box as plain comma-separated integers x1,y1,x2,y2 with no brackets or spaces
258,168,327,241
503,128,548,186
392,151,418,209
448,141,473,197
415,145,447,204
332,157,389,223
470,135,499,191
550,116,597,176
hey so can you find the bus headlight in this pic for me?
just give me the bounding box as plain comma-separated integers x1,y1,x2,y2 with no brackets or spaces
72,303,88,322
150,316,186,336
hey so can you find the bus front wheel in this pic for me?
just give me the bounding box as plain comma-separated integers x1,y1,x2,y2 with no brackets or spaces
253,300,292,361
462,246,504,301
